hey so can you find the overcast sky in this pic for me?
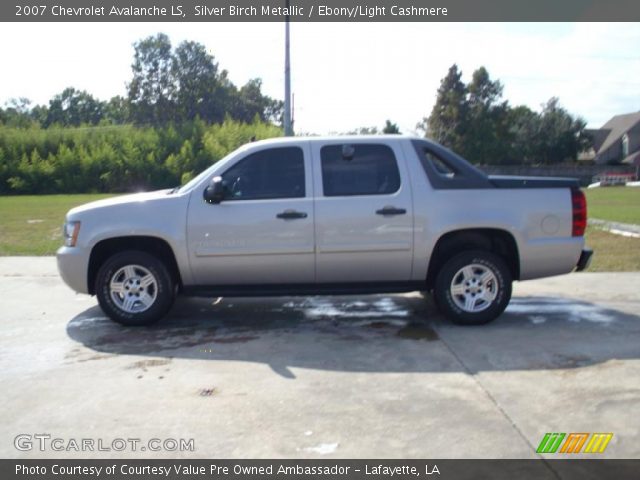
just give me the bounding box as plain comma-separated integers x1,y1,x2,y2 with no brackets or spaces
1,22,638,133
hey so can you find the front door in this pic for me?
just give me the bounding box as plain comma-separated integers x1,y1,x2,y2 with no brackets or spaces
187,143,315,285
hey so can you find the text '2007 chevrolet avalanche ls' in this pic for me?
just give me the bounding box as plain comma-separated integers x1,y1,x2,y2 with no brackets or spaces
57,136,592,326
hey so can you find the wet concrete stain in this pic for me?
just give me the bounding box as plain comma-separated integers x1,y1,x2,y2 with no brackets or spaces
199,388,217,397
64,347,116,364
529,354,593,370
368,321,395,329
554,354,591,368
396,323,439,341
86,325,221,354
62,293,640,379
507,297,616,324
73,305,419,352
127,358,172,369
210,335,259,344
66,296,442,366
75,354,116,363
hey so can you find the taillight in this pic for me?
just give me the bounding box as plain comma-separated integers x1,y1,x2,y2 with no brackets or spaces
571,187,587,237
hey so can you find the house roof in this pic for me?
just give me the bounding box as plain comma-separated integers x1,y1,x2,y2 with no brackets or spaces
597,112,640,154
584,128,611,151
622,151,640,165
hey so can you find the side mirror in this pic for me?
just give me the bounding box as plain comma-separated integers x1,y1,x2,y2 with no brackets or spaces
203,176,225,204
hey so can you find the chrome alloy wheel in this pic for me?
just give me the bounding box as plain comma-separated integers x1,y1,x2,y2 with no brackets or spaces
109,265,158,313
449,263,498,313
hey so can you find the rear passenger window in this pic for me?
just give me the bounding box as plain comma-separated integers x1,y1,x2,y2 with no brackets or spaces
321,144,400,196
419,148,458,178
221,147,305,200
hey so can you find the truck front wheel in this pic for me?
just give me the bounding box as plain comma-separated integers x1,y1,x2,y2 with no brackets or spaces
95,251,175,326
434,250,512,325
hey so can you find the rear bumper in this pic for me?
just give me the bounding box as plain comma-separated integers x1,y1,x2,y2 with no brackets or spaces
575,248,593,272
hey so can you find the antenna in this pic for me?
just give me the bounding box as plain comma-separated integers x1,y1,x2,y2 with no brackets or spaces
283,0,293,136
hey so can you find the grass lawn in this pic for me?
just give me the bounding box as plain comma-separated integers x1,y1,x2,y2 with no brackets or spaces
584,226,640,272
585,187,640,225
582,187,640,271
0,194,113,255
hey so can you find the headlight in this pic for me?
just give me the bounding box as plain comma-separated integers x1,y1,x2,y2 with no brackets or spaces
63,221,81,247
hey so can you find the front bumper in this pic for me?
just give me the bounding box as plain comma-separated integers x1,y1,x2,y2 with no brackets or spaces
56,246,90,294
575,248,593,272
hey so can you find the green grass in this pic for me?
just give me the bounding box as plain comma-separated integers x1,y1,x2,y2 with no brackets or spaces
0,194,114,255
585,187,640,225
584,226,640,272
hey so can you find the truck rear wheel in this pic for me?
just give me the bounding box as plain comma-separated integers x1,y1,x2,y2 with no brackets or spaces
434,250,511,325
95,251,175,326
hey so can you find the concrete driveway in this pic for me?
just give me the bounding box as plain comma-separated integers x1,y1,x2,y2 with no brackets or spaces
1,258,639,459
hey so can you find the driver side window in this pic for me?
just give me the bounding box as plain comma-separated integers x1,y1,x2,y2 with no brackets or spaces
221,147,305,200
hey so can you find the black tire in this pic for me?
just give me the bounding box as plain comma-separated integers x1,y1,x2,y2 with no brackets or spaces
95,250,175,326
434,250,512,326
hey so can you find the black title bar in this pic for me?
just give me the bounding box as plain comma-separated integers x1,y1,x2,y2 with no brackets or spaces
3,0,640,22
4,460,640,480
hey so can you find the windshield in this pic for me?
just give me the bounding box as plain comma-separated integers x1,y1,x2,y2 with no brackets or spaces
175,149,240,194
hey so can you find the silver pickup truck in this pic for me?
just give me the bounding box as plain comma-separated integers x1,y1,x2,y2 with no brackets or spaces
57,136,592,326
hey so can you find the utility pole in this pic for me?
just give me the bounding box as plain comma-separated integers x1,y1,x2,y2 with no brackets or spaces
283,0,293,136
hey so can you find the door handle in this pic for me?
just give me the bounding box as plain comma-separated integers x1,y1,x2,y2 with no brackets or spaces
276,210,308,220
376,206,407,216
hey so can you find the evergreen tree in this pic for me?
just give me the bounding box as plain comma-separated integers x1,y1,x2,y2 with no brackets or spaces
382,120,400,134
127,33,177,125
420,64,468,153
464,67,510,163
45,88,106,127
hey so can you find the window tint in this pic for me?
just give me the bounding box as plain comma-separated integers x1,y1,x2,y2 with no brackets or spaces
221,147,305,200
422,149,458,178
321,144,400,196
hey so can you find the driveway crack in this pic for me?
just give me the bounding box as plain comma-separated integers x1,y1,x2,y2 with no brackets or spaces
434,324,563,480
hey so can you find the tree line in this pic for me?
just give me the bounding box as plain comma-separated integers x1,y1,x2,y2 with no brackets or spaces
0,33,286,194
0,39,592,195
0,119,281,194
419,64,590,165
0,33,282,129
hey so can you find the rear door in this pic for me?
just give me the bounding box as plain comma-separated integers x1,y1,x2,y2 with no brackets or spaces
187,143,315,285
311,141,414,283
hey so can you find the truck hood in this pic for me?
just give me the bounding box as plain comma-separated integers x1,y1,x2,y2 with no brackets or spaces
67,189,174,217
